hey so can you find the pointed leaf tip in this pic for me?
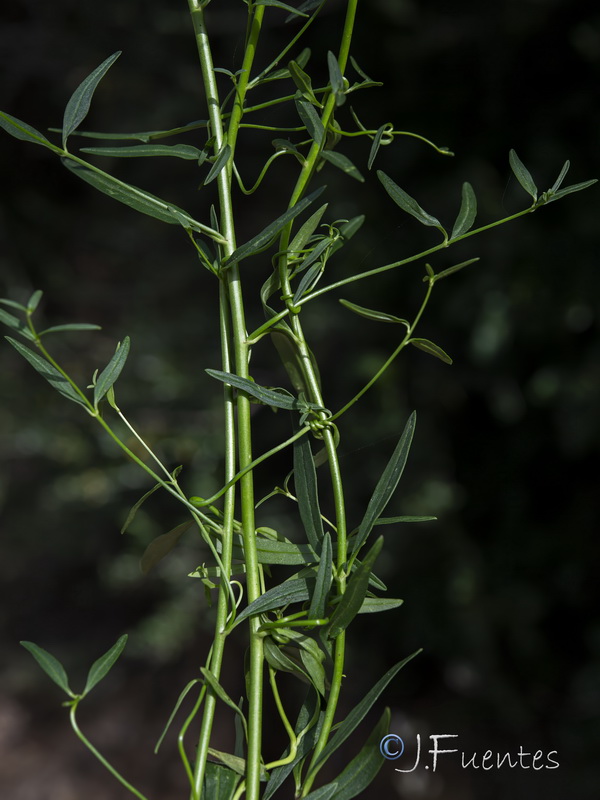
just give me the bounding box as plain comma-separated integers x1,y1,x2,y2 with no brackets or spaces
62,52,122,149
509,149,537,201
20,641,74,696
83,634,128,696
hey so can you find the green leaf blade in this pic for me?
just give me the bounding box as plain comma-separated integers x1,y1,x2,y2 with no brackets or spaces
80,143,204,160
39,323,102,336
295,96,325,147
339,299,409,328
62,52,121,149
377,171,445,234
327,537,383,639
509,149,537,201
308,533,333,620
204,143,232,185
328,709,390,800
409,338,453,364
6,337,88,407
450,182,477,239
94,336,130,408
353,412,416,555
20,641,74,696
294,433,325,551
140,521,193,575
83,634,128,696
234,578,312,626
320,150,364,183
0,309,36,341
0,111,61,151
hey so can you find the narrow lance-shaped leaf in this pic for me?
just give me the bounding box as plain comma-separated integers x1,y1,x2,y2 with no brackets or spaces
83,634,128,696
61,158,224,241
234,578,313,626
62,52,122,149
201,668,248,737
550,160,570,194
27,290,43,312
353,412,416,555
339,299,409,328
358,597,403,614
293,262,324,304
327,51,345,106
314,651,420,770
206,369,310,411
325,708,390,800
94,336,130,408
0,309,36,341
288,60,320,105
6,336,88,407
409,338,453,365
204,143,232,185
433,257,480,283
377,171,446,236
509,149,537,201
450,182,477,239
20,641,74,697
289,203,328,256
81,143,204,160
544,178,598,204
223,186,326,268
39,323,102,336
327,537,383,639
140,521,193,575
303,785,339,800
320,150,364,183
294,433,324,551
295,96,325,147
0,110,62,152
256,0,310,17
367,124,387,171
330,214,365,255
309,533,333,620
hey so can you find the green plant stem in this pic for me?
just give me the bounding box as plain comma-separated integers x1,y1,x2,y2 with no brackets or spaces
331,279,434,421
187,3,266,798
69,702,151,800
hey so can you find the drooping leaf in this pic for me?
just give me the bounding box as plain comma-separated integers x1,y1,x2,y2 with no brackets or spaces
0,309,36,341
409,338,453,364
62,52,121,149
39,323,102,336
223,186,326,267
234,578,313,626
509,149,537,201
367,124,387,171
83,634,128,696
295,96,325,146
6,337,88,407
81,143,204,160
0,110,61,151
154,678,201,753
206,369,319,412
263,638,314,687
314,652,420,770
203,763,239,800
327,708,390,800
320,150,364,182
358,597,403,614
339,299,409,328
20,641,74,696
327,537,383,639
121,482,162,534
294,433,324,551
377,171,445,235
61,158,224,240
140,521,193,575
94,336,130,408
309,533,332,620
204,143,232,185
450,182,477,239
201,668,248,736
353,412,416,554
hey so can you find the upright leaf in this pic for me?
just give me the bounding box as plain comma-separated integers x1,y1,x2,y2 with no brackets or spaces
203,763,239,800
314,652,420,770
327,709,390,800
450,182,477,239
294,433,325,550
94,336,130,408
367,124,386,171
289,203,328,256
327,537,383,639
20,641,74,697
62,52,121,149
377,171,446,236
83,634,128,696
295,96,325,147
308,533,333,620
509,149,537,201
288,60,320,105
353,412,416,554
6,337,88,407
327,50,345,106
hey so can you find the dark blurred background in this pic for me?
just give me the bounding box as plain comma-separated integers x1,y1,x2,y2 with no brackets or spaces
1,1,599,798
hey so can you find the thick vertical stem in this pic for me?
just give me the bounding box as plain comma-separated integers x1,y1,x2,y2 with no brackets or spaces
187,3,266,799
